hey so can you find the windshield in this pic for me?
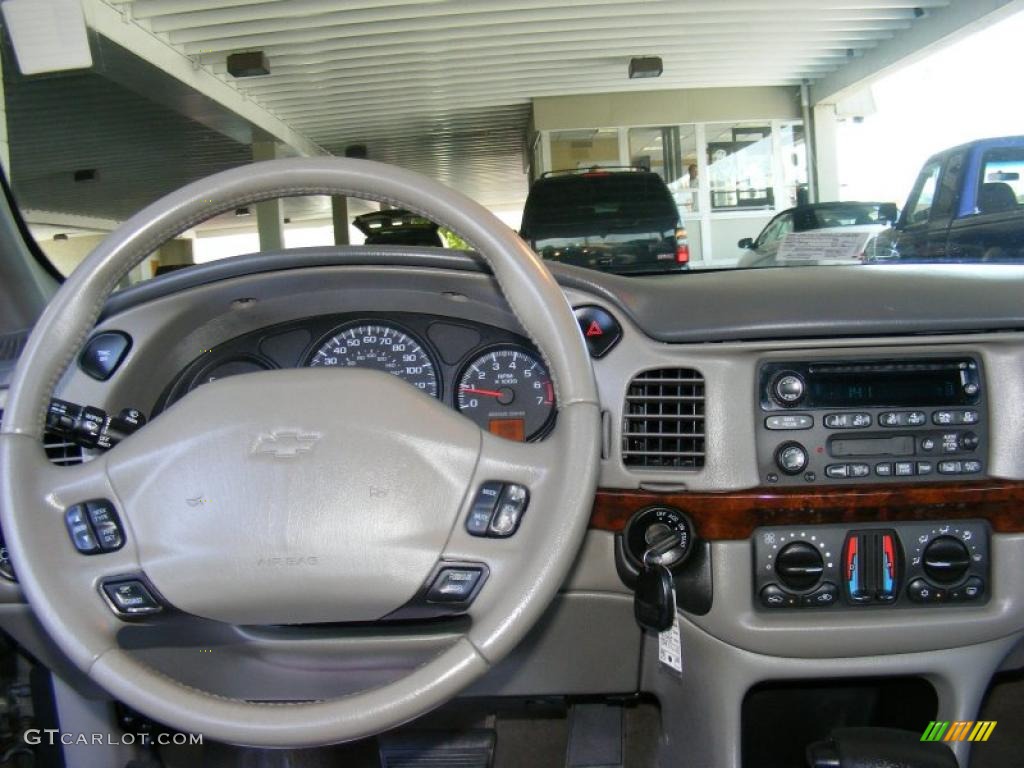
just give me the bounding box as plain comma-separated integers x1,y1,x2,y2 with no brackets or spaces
3,3,1024,280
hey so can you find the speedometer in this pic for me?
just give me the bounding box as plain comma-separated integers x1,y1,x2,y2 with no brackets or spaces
456,347,555,441
308,323,439,398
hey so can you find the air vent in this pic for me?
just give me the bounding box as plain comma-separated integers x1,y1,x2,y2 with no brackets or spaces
0,409,83,466
622,368,705,469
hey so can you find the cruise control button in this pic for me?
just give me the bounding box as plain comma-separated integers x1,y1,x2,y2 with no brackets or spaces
102,580,162,616
65,505,99,554
426,567,484,604
573,306,622,358
765,414,812,430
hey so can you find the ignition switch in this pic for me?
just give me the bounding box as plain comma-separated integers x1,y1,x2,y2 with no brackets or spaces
623,506,694,570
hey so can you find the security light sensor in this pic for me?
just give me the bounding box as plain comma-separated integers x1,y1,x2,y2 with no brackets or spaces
628,57,663,79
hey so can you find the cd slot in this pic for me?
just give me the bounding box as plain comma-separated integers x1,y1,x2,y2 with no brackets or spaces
830,435,915,458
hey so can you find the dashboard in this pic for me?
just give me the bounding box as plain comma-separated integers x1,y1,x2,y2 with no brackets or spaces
4,248,1024,768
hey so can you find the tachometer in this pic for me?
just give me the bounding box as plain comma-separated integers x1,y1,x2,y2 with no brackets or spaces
308,323,439,398
457,347,555,441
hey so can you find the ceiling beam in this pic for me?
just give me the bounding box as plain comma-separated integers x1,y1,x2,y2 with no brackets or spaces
811,0,1024,103
81,0,325,156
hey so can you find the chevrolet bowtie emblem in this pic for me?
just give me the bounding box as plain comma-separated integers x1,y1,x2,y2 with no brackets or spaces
250,430,322,459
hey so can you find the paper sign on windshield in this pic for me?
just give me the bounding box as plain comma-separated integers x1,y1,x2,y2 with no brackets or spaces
777,231,872,263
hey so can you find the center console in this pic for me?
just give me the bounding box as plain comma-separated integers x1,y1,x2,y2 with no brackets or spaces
756,358,986,486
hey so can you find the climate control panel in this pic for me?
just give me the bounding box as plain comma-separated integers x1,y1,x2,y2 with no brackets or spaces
752,520,989,610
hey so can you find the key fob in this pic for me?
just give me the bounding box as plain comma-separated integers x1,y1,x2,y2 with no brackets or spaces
634,562,676,632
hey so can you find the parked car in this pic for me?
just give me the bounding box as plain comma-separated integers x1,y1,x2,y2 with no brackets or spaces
519,167,690,275
353,208,444,247
874,135,1024,262
737,201,898,267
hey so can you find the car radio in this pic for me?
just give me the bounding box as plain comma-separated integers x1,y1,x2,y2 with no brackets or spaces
756,358,987,485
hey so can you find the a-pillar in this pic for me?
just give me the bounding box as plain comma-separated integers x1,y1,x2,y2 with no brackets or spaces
331,197,349,245
252,141,284,251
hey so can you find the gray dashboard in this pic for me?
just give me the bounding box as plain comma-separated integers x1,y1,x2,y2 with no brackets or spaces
4,248,1024,768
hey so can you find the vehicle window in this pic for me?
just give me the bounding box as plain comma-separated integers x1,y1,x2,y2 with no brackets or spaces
978,148,1024,212
707,123,775,211
758,214,794,247
905,162,942,224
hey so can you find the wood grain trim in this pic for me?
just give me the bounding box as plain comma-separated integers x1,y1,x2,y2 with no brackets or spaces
591,481,1024,540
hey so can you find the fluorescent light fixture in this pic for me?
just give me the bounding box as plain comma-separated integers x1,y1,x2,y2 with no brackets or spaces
629,57,663,79
227,51,270,78
1,0,92,75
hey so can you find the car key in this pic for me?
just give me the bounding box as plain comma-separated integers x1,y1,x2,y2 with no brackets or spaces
634,531,681,632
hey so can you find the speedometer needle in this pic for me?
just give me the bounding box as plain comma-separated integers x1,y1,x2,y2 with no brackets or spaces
460,386,503,398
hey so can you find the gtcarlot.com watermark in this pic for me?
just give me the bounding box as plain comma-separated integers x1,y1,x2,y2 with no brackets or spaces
24,729,203,747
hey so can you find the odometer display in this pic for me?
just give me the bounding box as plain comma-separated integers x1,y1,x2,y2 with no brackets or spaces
457,348,555,441
308,323,439,398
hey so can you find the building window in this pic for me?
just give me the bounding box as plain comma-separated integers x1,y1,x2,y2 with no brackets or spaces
549,128,620,172
707,122,775,211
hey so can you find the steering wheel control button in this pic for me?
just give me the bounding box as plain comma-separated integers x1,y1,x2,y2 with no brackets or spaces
78,331,132,381
426,567,485,604
466,482,504,535
765,414,812,430
65,500,125,554
102,580,162,617
65,505,99,554
573,305,622,358
466,482,530,538
86,500,124,551
488,484,529,537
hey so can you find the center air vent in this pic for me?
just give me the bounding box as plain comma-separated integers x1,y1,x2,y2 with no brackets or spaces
622,368,705,469
0,409,83,466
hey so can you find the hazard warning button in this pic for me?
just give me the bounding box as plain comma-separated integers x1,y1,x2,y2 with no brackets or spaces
573,305,622,358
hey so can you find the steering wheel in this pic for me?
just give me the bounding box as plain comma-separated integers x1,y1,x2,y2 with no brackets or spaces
0,159,600,747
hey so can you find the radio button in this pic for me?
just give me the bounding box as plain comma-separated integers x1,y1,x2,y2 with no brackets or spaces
875,463,893,476
776,442,809,475
772,373,806,406
933,411,956,425
895,462,915,476
823,412,871,429
963,460,982,474
938,460,962,474
826,464,850,479
962,410,980,425
919,437,936,452
765,414,813,430
880,411,926,427
879,412,900,427
917,461,934,476
849,463,870,478
941,433,960,453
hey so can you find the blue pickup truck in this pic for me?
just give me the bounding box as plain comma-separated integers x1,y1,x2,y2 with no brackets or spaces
878,135,1024,262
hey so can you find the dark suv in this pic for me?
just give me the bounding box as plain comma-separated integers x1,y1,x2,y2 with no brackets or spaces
519,167,689,275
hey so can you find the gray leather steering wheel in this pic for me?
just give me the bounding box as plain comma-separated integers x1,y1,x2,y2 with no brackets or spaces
0,158,600,746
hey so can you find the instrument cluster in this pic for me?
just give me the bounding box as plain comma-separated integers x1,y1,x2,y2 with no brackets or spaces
156,312,556,442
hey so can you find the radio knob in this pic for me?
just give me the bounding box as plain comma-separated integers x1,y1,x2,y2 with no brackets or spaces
775,541,824,590
772,372,806,406
775,442,809,475
922,536,971,584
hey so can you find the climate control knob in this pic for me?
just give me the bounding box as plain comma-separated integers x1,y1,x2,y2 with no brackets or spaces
775,541,824,591
772,371,806,406
775,442,809,475
922,536,971,584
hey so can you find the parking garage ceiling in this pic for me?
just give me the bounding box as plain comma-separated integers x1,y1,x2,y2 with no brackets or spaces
101,0,950,208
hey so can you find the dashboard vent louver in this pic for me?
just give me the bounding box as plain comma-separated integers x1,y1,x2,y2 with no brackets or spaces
622,368,705,470
0,409,84,466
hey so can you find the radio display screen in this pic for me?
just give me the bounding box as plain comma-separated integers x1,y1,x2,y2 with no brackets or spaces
807,369,964,407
